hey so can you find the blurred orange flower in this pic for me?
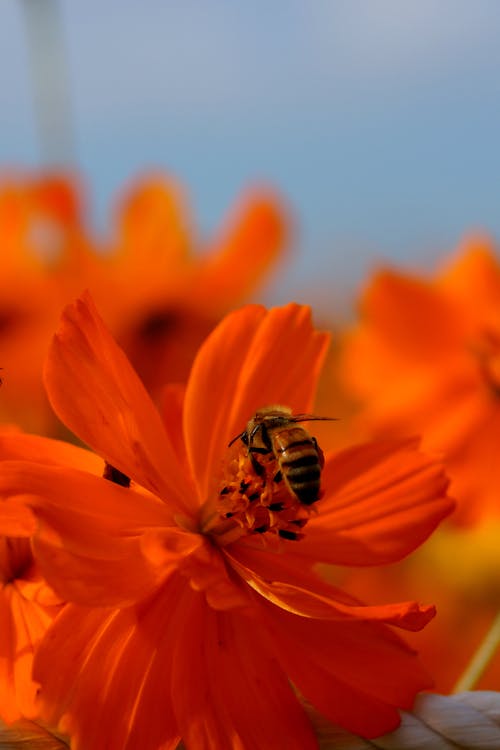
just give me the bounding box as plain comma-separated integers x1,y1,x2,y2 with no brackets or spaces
0,295,453,748
0,174,83,434
341,237,500,525
87,176,289,398
0,172,287,433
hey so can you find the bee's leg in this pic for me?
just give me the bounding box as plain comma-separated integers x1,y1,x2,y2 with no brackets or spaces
260,425,273,452
248,446,269,477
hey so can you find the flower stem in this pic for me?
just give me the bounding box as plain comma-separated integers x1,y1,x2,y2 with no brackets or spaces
453,610,500,693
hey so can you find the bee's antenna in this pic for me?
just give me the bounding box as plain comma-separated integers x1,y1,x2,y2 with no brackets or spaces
228,431,246,448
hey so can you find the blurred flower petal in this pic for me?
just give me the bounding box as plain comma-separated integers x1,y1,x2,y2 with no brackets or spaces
342,239,500,525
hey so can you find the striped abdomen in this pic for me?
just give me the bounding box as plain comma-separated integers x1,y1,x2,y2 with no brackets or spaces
272,426,322,505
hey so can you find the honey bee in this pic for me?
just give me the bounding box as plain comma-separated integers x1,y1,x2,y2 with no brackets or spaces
229,405,335,505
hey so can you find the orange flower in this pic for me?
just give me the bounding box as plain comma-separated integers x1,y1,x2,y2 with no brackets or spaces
342,237,500,525
0,537,60,723
0,173,84,433
0,172,287,432
0,432,103,723
79,175,289,398
0,296,453,748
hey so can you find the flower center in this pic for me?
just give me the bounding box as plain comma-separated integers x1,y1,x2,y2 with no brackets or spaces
202,446,313,546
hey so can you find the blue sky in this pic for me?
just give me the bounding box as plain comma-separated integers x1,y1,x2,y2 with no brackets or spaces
1,0,500,313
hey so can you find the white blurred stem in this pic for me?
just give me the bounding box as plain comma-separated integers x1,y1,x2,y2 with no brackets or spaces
453,610,500,693
20,0,75,166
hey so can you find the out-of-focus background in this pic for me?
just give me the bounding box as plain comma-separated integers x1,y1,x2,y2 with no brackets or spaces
1,0,500,312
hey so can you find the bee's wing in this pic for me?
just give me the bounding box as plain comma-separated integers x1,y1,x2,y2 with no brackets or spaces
288,414,338,423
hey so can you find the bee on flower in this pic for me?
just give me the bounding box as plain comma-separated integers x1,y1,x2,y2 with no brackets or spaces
230,404,335,498
0,295,453,750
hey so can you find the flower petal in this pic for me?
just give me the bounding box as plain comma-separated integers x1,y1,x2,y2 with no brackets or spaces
169,589,317,750
259,598,432,738
0,500,36,536
0,462,175,607
113,177,190,272
294,439,454,566
44,293,192,515
158,383,190,471
347,269,463,372
0,579,60,722
0,432,102,474
0,587,20,722
202,607,318,750
34,583,183,750
195,190,288,309
31,537,165,608
229,305,329,428
8,587,45,717
169,587,228,750
0,461,171,539
183,305,264,504
438,241,500,318
227,546,435,631
184,303,330,502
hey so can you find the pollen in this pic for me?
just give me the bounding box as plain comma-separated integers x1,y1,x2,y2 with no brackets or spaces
206,447,312,546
